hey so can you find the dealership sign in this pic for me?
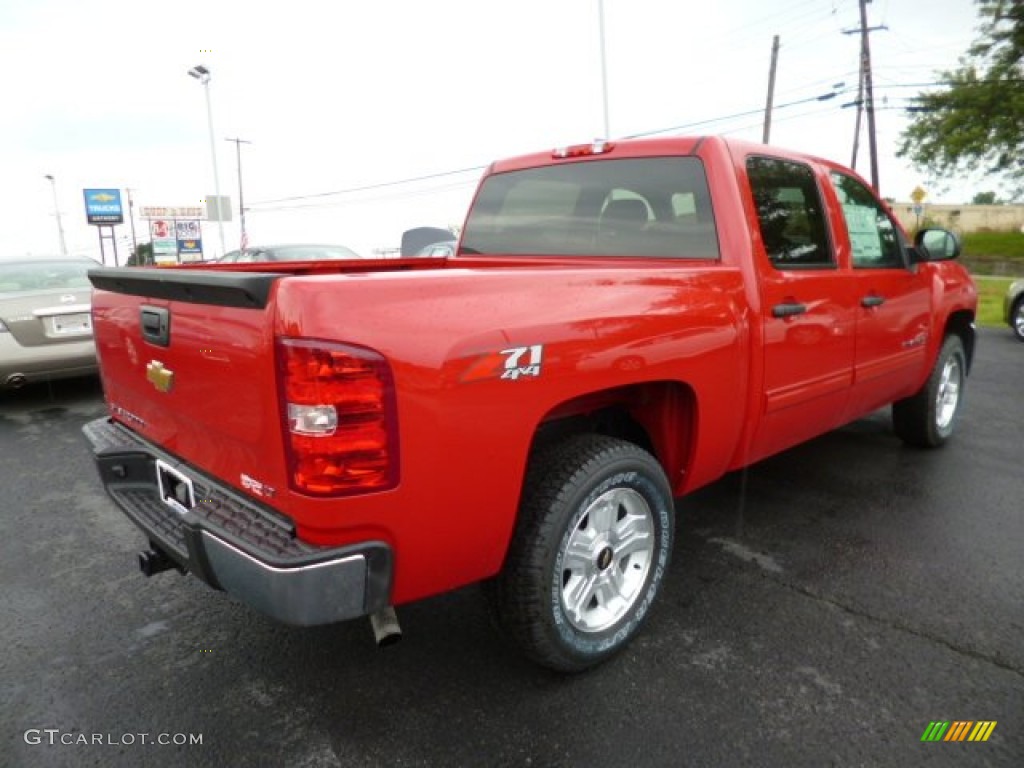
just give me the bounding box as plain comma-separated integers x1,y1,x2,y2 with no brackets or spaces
150,220,178,256
83,189,124,225
176,220,203,258
139,206,206,219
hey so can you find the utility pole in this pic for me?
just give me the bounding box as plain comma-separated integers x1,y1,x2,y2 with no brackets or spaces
843,0,886,191
850,66,865,169
762,35,780,144
860,0,880,192
225,138,251,249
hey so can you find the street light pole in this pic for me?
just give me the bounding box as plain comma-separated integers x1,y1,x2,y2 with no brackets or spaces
125,187,139,259
43,175,68,257
225,137,251,249
598,0,611,139
188,65,227,257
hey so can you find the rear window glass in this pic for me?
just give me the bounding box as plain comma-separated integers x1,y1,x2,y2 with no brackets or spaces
460,157,719,259
0,260,94,293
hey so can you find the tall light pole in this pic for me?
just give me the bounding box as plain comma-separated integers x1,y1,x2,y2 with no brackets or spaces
762,35,780,144
188,64,227,256
225,137,251,249
598,0,611,139
43,175,68,257
125,187,139,259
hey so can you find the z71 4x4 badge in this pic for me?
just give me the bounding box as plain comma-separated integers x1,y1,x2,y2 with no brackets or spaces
462,345,545,382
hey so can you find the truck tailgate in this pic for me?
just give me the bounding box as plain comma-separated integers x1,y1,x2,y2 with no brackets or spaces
88,268,287,499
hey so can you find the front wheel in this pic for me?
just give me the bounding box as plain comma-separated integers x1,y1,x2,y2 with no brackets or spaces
892,334,967,448
486,434,674,672
1011,297,1024,342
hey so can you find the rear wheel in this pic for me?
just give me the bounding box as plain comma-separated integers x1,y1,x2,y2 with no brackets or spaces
893,334,966,448
486,434,674,672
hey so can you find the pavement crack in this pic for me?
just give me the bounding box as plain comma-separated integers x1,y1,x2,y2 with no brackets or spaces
768,574,1024,680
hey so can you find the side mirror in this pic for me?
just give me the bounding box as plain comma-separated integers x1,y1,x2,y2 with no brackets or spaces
913,228,961,262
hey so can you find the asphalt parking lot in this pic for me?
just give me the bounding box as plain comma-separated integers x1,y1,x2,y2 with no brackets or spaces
2,327,1021,768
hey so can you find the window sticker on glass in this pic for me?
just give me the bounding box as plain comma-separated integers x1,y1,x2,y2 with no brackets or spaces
842,204,883,262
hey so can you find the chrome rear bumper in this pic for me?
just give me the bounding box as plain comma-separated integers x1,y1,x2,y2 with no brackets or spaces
83,417,392,626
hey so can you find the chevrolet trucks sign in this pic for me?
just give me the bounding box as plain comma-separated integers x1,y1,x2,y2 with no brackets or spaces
83,189,124,225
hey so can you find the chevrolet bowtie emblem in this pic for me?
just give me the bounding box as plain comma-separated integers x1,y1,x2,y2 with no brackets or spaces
146,361,174,393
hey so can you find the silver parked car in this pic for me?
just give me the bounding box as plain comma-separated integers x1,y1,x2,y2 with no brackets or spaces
414,240,458,258
217,244,361,263
0,257,99,390
1006,279,1024,342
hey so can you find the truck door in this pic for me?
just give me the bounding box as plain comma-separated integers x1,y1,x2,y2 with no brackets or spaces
828,171,932,417
745,156,858,461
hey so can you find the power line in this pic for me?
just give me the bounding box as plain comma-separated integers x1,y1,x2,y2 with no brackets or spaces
255,179,480,213
248,165,486,208
624,87,853,140
245,77,988,213
721,104,843,136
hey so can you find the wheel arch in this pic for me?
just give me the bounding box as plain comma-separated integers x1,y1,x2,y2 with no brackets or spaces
943,309,976,373
529,380,697,495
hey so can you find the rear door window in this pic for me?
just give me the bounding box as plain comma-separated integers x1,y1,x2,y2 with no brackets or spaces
747,157,834,269
461,157,719,259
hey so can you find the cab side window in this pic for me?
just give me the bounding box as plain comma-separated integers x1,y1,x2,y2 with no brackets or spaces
747,157,834,269
830,172,905,268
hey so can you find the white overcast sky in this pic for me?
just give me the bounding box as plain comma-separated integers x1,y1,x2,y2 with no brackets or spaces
0,0,985,262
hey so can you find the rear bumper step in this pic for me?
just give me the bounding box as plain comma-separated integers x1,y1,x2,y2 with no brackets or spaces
82,417,392,626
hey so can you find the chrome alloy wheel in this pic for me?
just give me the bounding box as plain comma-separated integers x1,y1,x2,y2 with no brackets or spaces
935,354,962,431
1014,300,1024,339
560,487,655,633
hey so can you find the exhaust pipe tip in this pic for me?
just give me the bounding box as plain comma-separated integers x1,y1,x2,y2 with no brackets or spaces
5,374,28,389
138,548,177,577
369,606,402,648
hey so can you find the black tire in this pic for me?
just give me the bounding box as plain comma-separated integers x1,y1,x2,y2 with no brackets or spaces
486,434,674,672
1011,297,1024,342
892,334,967,448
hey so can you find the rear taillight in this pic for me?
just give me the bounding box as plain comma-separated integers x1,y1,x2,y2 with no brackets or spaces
277,338,399,496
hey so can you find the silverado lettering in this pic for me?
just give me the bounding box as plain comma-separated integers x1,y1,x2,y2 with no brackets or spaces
84,136,977,671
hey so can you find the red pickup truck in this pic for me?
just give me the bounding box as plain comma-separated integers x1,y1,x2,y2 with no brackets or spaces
84,136,977,671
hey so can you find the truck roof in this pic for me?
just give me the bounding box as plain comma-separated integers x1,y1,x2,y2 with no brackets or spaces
487,135,851,178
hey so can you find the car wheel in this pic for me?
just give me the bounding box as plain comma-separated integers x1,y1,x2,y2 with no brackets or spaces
1012,297,1024,342
486,434,673,672
892,334,967,448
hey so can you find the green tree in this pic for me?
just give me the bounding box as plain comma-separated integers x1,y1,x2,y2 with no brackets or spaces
126,241,154,266
971,191,1001,204
898,1,1024,198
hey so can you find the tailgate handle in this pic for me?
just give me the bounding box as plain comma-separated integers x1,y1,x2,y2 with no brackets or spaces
140,306,171,347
